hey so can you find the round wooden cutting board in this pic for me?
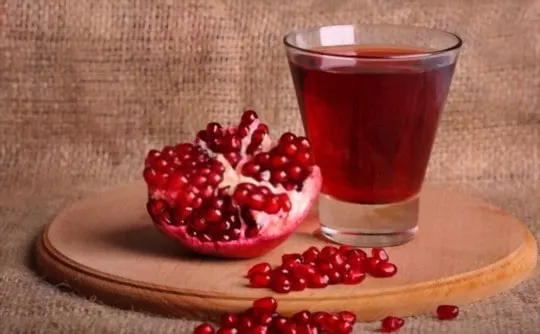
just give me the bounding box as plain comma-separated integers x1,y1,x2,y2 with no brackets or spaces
34,182,537,321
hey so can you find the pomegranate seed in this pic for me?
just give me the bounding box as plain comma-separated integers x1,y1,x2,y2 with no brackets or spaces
347,250,367,269
302,246,320,263
241,110,258,125
200,185,215,198
257,123,269,133
290,276,307,291
193,323,215,334
191,175,206,187
316,260,334,274
437,305,459,320
168,172,189,189
319,246,338,261
342,269,366,284
197,130,210,142
233,188,249,205
371,262,398,278
206,122,222,135
286,165,304,182
381,316,404,332
250,273,271,288
237,316,253,331
251,130,265,144
270,273,292,293
220,313,238,328
291,310,311,325
250,325,267,334
237,125,249,138
224,152,240,166
295,151,312,167
365,257,380,274
329,252,346,268
282,253,303,265
216,328,236,334
269,155,289,168
242,162,260,176
270,170,288,184
308,273,328,288
252,297,277,313
282,143,298,157
223,134,241,151
204,209,223,223
338,245,352,254
257,312,274,326
272,316,288,331
327,269,342,284
207,172,223,186
248,192,266,211
338,311,357,324
281,323,298,334
264,196,281,214
292,264,317,278
335,320,353,333
245,226,259,238
278,194,292,212
322,314,339,332
248,262,272,277
371,248,389,262
192,218,207,232
279,132,296,144
295,137,311,150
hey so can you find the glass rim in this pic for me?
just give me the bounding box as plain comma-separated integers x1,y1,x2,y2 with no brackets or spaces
282,23,463,60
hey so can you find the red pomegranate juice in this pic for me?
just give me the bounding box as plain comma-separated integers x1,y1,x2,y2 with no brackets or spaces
288,45,456,204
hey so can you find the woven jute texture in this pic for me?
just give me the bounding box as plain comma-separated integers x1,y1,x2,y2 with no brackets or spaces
0,0,539,333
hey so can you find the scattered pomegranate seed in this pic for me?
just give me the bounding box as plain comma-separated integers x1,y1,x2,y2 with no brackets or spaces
437,305,459,320
249,272,271,288
291,310,312,325
371,247,389,262
247,262,272,277
371,262,398,278
338,311,357,324
271,273,292,293
252,297,278,313
380,316,405,332
193,323,215,334
336,320,353,333
220,313,238,328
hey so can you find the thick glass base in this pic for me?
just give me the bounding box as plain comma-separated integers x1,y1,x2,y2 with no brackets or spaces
318,194,419,247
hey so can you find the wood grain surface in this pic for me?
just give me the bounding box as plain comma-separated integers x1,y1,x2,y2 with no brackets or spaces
34,182,537,321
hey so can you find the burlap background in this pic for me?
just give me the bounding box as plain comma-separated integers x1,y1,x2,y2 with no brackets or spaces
0,0,538,333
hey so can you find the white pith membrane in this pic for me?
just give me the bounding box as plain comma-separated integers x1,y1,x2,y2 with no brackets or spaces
149,118,322,257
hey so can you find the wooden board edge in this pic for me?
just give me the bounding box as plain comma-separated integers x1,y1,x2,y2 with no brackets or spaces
34,223,537,322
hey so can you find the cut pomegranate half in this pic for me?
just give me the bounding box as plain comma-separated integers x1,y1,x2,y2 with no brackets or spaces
143,110,322,258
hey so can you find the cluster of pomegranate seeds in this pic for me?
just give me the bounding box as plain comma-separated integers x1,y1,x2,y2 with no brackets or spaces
243,132,314,191
192,296,357,334
143,110,320,256
246,245,398,293
436,305,459,320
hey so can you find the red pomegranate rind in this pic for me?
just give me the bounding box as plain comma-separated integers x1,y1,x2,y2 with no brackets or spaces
143,110,322,258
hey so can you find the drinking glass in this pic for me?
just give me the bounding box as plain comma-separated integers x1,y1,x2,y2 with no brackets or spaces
283,24,462,247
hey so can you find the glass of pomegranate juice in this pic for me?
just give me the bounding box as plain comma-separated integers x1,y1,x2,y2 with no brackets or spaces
283,24,462,247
